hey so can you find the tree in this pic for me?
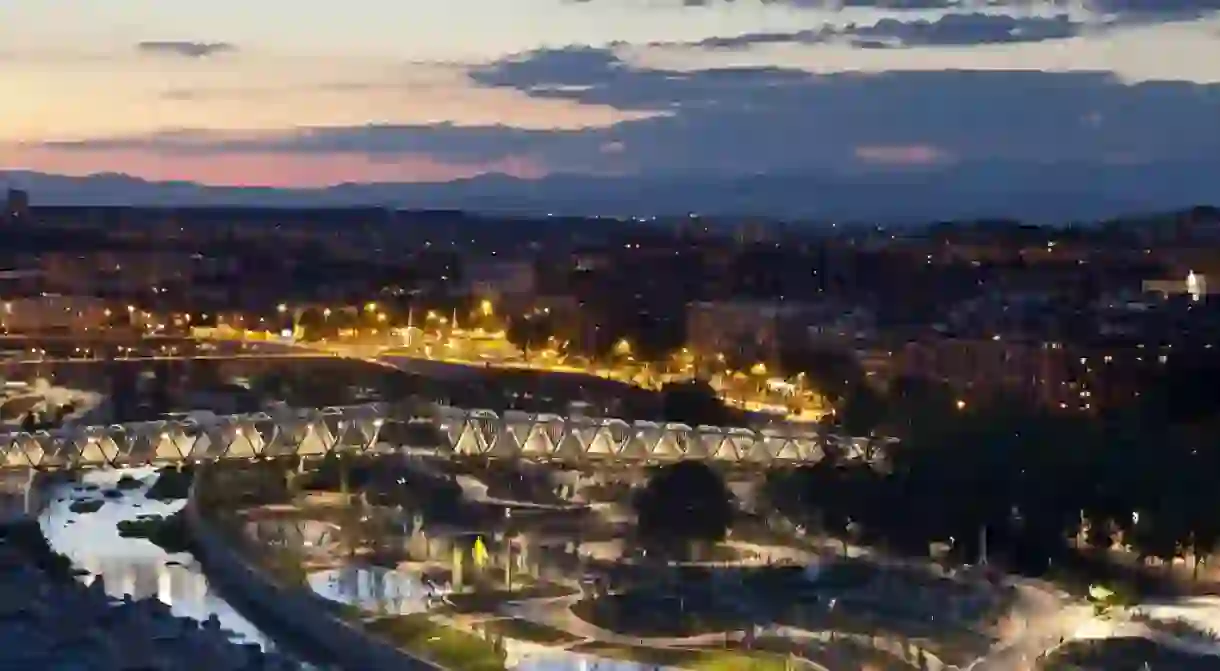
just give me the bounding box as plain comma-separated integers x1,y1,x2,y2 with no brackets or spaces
777,345,864,403
628,310,686,364
835,383,888,437
505,312,555,359
659,379,732,426
634,461,733,559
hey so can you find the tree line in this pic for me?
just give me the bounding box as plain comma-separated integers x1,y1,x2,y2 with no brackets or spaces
768,350,1220,581
626,347,1220,588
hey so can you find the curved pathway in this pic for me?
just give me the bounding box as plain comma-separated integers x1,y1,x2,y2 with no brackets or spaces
499,593,945,671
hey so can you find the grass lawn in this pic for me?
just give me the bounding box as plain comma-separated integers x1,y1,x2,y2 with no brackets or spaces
754,635,923,670
365,612,507,671
442,579,576,613
569,642,802,670
1039,636,1220,671
479,617,585,645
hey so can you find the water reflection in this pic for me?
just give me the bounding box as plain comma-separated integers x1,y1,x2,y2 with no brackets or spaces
37,467,295,657
506,642,677,671
300,534,671,671
309,566,433,616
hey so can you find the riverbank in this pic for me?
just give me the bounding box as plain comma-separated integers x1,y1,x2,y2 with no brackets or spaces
184,467,445,671
0,517,298,670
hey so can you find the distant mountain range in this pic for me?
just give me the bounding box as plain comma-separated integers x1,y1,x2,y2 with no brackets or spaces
4,161,1218,224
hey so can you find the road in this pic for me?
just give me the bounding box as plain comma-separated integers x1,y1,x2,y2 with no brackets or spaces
296,340,828,423
3,353,339,364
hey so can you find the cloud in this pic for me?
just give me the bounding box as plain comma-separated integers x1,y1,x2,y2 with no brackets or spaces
136,41,236,59
470,45,1220,176
687,12,1084,49
37,44,1220,186
33,125,615,174
671,0,1220,14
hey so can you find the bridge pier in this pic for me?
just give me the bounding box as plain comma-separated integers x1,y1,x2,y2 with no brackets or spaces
0,469,42,522
284,458,307,497
23,469,36,517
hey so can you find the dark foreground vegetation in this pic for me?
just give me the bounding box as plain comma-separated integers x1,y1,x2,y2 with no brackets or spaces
765,354,1220,590
628,349,1220,597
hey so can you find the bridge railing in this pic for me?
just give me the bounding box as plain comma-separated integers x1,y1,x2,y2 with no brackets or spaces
0,404,866,470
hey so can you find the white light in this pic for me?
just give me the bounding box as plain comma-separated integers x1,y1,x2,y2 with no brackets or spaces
1187,270,1203,302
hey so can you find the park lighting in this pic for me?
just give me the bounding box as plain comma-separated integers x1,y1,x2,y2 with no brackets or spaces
277,304,287,314
377,312,388,323
480,299,494,317
365,302,378,313
613,338,632,356
323,308,332,318
956,400,967,410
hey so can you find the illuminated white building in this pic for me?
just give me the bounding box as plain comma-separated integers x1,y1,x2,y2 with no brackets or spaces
1144,270,1210,301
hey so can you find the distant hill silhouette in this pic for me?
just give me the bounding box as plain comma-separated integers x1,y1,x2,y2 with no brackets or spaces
3,161,1218,224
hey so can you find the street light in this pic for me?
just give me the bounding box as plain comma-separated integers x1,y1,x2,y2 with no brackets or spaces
613,338,632,357
479,299,494,317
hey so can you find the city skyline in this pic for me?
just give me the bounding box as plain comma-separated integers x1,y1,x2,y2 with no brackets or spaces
2,0,1220,217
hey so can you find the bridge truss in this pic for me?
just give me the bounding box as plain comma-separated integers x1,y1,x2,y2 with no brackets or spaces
0,404,856,470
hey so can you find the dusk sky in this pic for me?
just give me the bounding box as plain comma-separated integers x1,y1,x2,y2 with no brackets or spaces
3,0,1220,190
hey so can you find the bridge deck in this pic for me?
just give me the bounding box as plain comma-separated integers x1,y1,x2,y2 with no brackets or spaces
0,404,851,470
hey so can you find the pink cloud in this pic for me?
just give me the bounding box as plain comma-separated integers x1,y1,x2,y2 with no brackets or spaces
854,144,952,166
0,146,547,187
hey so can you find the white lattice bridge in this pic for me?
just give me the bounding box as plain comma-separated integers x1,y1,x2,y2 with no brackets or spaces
0,403,842,471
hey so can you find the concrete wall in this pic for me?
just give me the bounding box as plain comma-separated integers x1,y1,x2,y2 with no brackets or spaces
183,475,445,671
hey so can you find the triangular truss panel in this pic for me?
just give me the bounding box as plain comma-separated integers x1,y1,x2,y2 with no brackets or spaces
435,406,468,452
696,426,730,459
502,411,535,452
658,423,693,460
519,417,555,457
567,417,601,454
38,432,78,470
263,414,306,457
535,414,569,459
598,419,632,457
308,409,336,448
761,428,799,461
725,427,762,462
106,425,140,468
170,420,207,462
9,432,47,468
77,427,120,467
624,421,663,460
120,422,162,464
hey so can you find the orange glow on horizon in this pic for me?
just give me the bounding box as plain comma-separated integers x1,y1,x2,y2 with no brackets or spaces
0,146,548,187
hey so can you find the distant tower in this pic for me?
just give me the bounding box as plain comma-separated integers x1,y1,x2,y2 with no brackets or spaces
5,188,30,222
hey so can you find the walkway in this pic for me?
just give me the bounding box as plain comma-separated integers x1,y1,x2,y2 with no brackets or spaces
500,593,941,671
0,400,840,471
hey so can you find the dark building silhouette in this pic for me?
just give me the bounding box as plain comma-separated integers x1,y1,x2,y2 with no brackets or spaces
5,188,30,222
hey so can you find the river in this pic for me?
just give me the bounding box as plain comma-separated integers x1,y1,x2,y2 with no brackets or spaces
36,467,673,671
37,466,319,669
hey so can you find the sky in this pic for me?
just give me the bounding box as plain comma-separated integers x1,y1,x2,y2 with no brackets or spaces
3,0,1220,192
